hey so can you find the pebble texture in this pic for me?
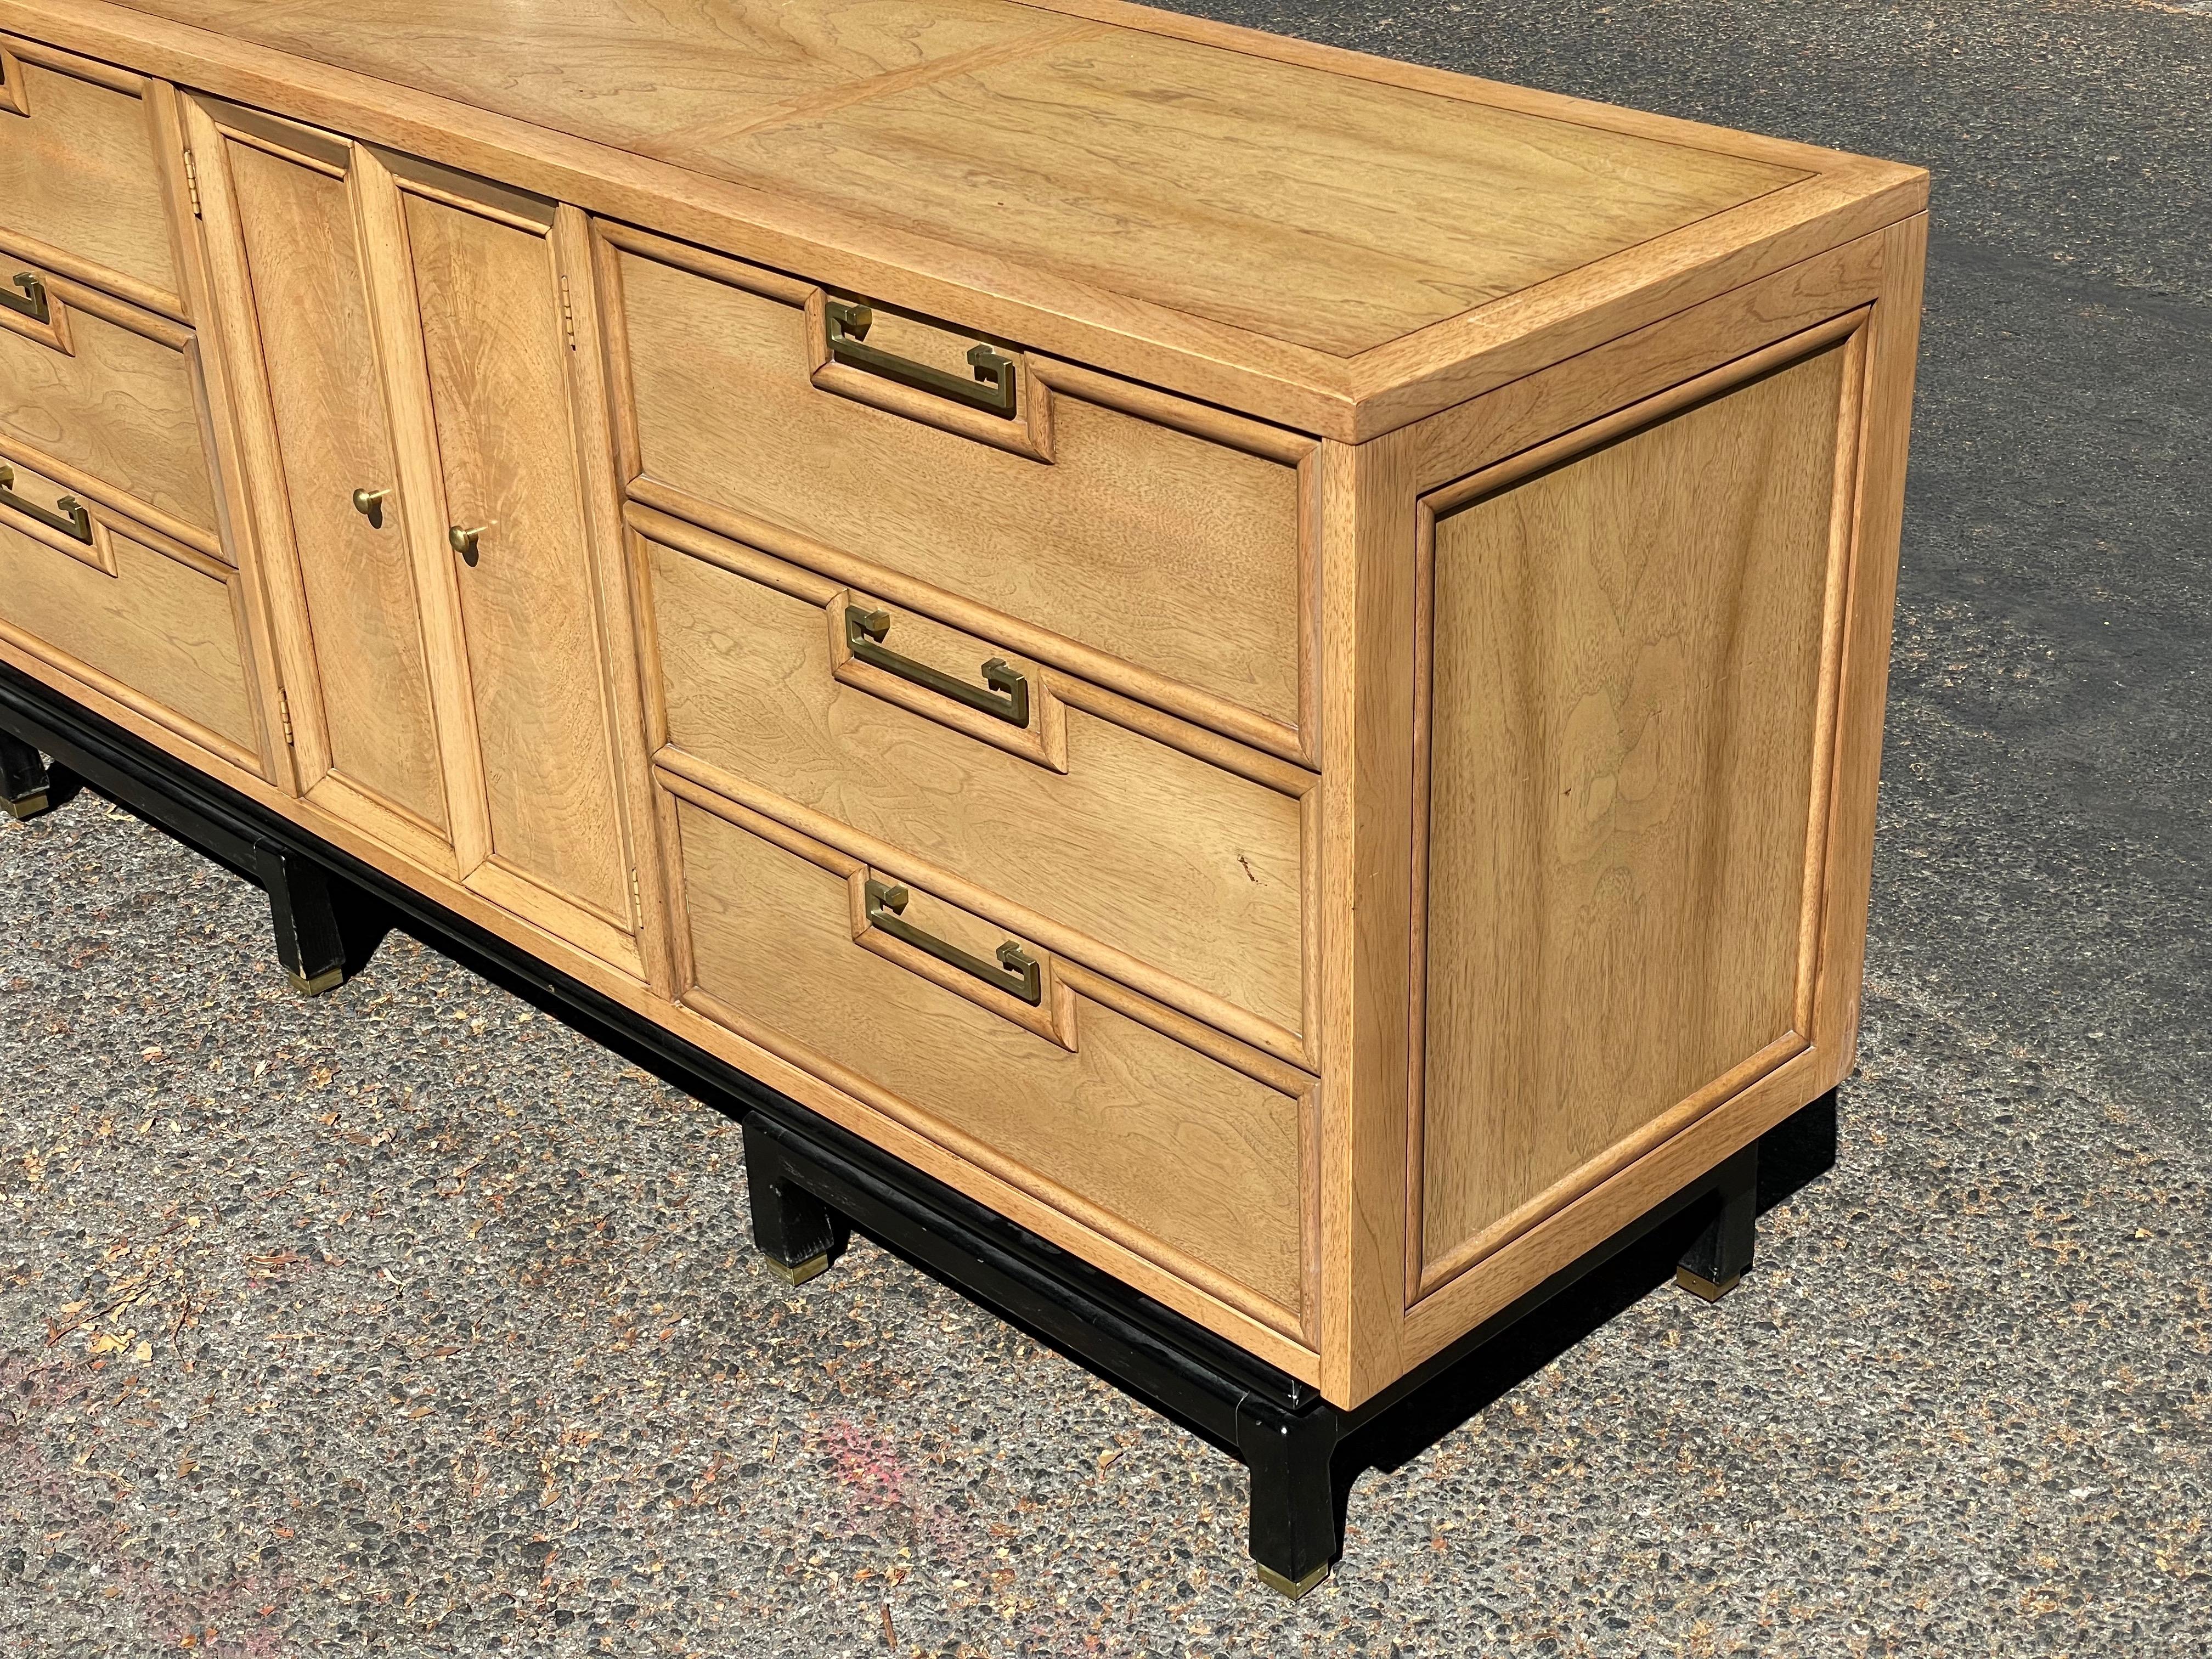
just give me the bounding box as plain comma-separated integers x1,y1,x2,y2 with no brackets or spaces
3,0,2208,1652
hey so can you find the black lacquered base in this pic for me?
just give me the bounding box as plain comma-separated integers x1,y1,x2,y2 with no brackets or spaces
0,660,1823,1594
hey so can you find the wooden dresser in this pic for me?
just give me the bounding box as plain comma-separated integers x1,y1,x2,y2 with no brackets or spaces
0,0,1924,1593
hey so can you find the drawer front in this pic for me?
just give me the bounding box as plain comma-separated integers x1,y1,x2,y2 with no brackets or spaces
610,232,1314,755
0,275,218,546
646,520,1310,1055
0,37,180,313
0,483,256,766
674,794,1308,1331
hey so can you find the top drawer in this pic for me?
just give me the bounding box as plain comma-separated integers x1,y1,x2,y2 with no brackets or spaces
0,36,182,317
603,224,1316,765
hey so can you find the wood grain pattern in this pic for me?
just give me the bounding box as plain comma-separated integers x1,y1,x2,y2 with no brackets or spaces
0,508,253,752
1408,228,1889,493
714,29,1802,357
1342,156,1923,440
647,531,1309,1043
0,277,216,534
1413,341,1852,1285
1315,425,1421,1401
215,128,449,831
554,202,679,997
1809,212,1925,1082
91,3,1804,359
120,0,1073,166
403,187,634,929
0,35,180,311
1397,1040,1826,1372
674,793,1309,1329
616,245,1311,732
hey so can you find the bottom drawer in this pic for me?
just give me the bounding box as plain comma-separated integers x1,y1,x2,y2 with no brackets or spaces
673,793,1308,1335
0,482,258,768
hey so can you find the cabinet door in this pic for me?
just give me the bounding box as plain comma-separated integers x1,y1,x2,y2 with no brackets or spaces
188,101,455,866
386,163,645,972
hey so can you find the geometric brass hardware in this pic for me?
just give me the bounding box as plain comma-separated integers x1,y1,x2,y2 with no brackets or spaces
0,465,92,544
864,878,1042,1006
448,523,485,566
825,298,1016,418
350,486,391,528
1,272,48,325
844,605,1029,727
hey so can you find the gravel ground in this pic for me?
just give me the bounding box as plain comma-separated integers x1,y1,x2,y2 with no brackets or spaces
3,1,2208,1654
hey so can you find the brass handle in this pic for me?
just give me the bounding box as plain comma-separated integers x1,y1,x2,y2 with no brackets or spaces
0,465,92,545
845,606,1028,726
865,880,1041,1006
825,300,1015,417
448,523,485,566
351,486,390,528
0,273,49,326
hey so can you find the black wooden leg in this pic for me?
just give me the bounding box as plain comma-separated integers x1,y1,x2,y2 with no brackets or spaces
253,843,353,996
742,1114,841,1285
1677,1142,1759,1302
1239,1398,1344,1599
2,730,53,821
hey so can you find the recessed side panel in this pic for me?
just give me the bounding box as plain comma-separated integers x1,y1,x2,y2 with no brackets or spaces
1415,339,1854,1294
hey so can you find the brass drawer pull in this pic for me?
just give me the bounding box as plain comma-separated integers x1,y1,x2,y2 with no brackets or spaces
845,606,1029,726
0,466,92,544
449,523,486,566
866,879,1042,1006
351,486,391,528
826,299,1015,417
1,273,49,326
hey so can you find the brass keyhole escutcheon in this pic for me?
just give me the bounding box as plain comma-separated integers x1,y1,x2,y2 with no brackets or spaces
449,524,486,567
351,486,390,529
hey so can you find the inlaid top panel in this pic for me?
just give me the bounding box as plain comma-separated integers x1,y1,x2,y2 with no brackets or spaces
116,0,1077,159
117,0,1807,356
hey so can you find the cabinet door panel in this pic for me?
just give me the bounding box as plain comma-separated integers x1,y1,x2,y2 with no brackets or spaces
221,135,449,832
404,191,633,930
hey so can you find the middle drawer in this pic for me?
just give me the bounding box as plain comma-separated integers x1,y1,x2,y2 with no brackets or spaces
0,270,218,551
640,509,1312,1064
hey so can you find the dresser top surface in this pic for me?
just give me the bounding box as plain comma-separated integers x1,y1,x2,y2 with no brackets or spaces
29,0,1923,431
106,1,1904,351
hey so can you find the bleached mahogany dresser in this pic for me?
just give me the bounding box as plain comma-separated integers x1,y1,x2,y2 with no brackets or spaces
0,0,1924,1594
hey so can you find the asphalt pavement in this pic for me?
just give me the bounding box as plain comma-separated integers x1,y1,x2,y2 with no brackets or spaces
2,0,2207,1652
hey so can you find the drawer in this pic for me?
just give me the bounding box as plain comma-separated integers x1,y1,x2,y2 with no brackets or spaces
0,36,182,315
0,272,219,550
606,227,1316,759
0,472,257,767
642,512,1311,1060
670,792,1310,1334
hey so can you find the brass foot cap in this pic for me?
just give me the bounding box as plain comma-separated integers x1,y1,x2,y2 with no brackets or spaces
287,966,347,997
1255,1561,1330,1600
1675,1266,1743,1304
4,793,49,821
764,1251,831,1286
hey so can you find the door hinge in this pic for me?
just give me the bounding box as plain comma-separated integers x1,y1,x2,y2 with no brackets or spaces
629,866,643,917
275,686,295,747
558,274,578,352
182,151,204,218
